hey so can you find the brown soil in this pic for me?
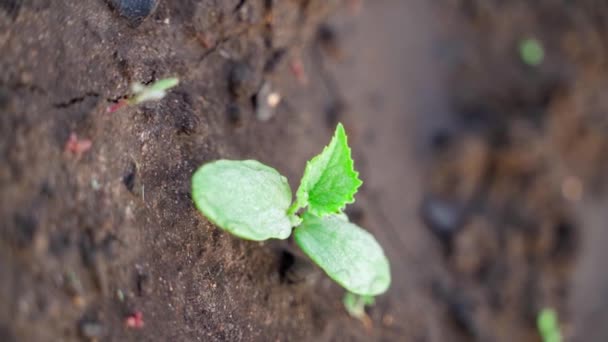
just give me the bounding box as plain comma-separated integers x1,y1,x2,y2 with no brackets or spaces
1,0,607,341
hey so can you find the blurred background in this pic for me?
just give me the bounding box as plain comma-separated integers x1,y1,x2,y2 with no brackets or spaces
1,0,606,341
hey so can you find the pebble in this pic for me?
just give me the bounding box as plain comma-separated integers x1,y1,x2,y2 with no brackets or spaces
108,0,158,26
420,196,466,249
228,62,258,99
255,81,280,121
79,319,104,339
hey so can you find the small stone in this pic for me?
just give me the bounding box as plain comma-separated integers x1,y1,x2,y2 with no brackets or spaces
79,320,104,339
237,3,253,23
116,289,125,302
255,81,279,121
107,0,158,27
91,179,101,191
420,196,467,252
228,62,258,99
267,92,281,108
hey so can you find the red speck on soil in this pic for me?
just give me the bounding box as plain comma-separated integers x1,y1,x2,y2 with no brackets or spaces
125,311,144,329
107,99,129,113
64,133,92,155
290,58,308,85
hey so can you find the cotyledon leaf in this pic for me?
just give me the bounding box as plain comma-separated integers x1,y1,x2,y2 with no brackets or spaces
146,77,179,92
131,77,179,104
294,213,391,296
191,160,294,241
291,123,363,216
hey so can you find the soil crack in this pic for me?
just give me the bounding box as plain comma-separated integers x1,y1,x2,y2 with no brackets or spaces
53,92,100,108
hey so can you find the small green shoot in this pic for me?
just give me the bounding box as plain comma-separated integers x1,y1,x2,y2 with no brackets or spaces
107,77,179,112
191,123,391,298
537,308,562,342
520,38,544,66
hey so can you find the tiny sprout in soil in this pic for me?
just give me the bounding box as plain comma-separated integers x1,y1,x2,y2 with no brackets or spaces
537,308,562,342
191,123,391,299
519,38,544,66
107,77,179,112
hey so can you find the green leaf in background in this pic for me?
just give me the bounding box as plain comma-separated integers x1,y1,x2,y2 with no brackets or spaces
294,213,391,296
520,38,544,66
537,308,562,342
291,123,362,216
191,160,294,241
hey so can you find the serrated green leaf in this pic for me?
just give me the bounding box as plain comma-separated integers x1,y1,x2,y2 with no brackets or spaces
294,213,391,296
291,123,362,216
191,160,294,241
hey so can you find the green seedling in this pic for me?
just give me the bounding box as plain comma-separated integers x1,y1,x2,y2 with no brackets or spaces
537,308,562,342
107,77,179,112
191,123,391,297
